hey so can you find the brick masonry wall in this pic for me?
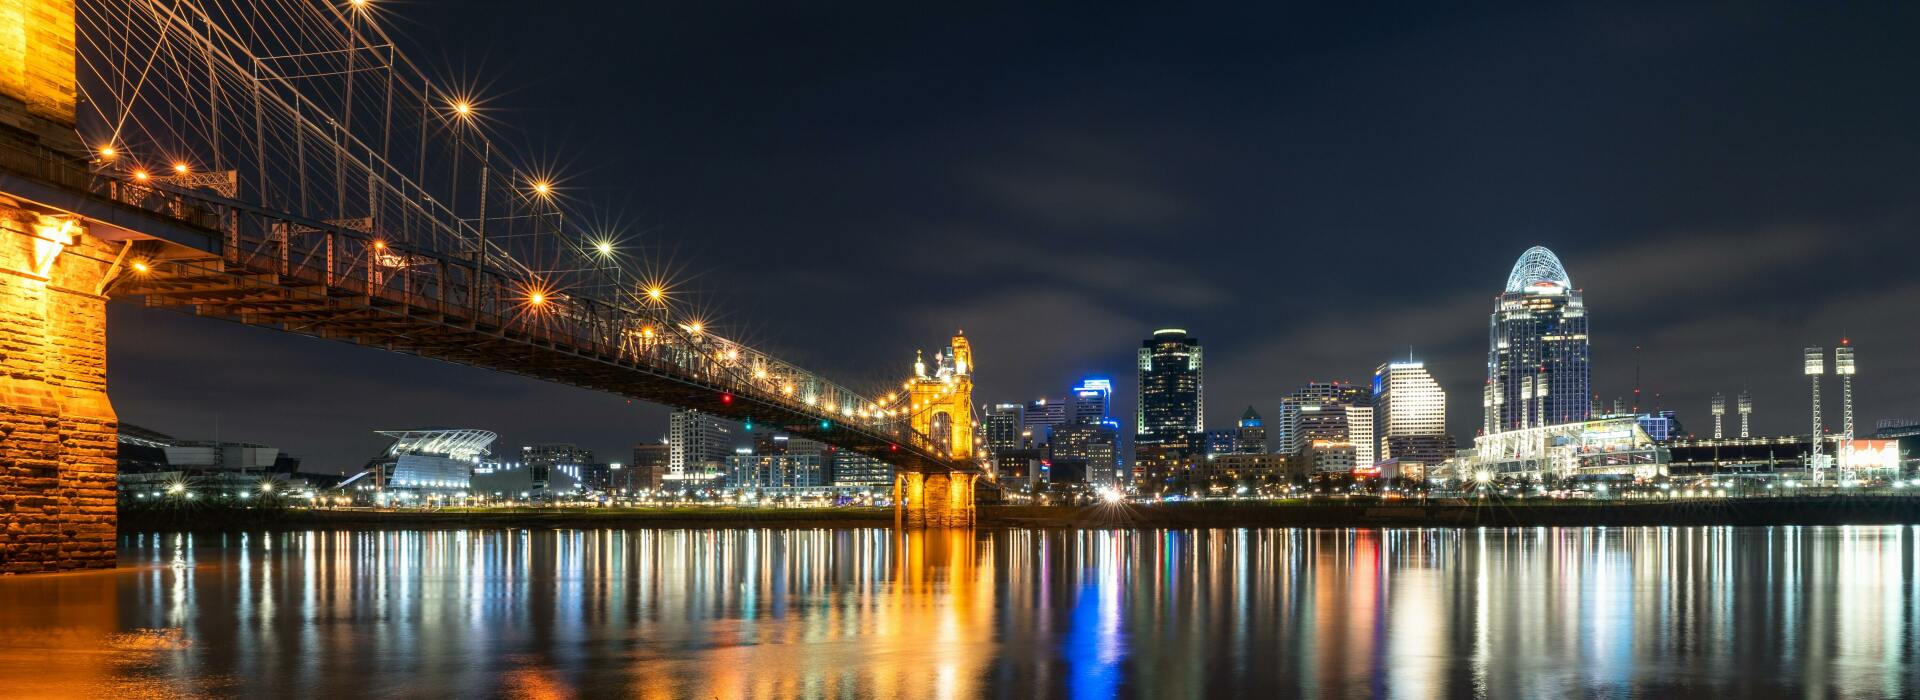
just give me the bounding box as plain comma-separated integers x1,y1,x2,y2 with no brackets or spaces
0,0,82,151
0,203,116,574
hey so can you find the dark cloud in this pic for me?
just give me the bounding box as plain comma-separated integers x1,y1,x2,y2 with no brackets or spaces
967,136,1194,232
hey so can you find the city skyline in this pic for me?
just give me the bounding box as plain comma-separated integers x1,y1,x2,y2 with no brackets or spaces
6,1,1920,694
108,239,1915,474
99,1,1920,471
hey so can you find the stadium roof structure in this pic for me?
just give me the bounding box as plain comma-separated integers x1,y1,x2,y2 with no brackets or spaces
377,429,497,461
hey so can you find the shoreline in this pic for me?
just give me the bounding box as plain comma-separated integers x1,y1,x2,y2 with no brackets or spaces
116,496,1920,532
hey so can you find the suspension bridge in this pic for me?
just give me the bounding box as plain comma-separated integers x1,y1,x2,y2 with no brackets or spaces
0,0,981,574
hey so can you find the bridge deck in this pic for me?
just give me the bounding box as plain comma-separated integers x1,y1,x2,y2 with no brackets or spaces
0,144,973,475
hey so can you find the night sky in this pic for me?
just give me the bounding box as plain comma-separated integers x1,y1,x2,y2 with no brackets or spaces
108,1,1920,472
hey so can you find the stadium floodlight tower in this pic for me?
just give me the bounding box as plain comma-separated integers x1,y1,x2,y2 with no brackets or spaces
1805,347,1826,484
1711,393,1727,440
1835,340,1856,483
1737,391,1753,439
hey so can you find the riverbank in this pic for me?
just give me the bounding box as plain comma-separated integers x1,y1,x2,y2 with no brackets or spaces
118,504,895,532
988,496,1920,528
116,495,1920,532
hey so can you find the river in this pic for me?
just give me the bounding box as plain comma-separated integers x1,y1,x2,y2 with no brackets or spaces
1,526,1915,697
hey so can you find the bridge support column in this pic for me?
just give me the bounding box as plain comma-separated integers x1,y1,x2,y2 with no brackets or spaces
0,204,117,573
893,471,975,528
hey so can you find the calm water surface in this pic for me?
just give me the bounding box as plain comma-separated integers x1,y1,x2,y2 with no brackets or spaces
1,526,1917,698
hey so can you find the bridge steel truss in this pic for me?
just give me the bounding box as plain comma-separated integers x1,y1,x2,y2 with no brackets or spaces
2,137,965,474
4,0,977,475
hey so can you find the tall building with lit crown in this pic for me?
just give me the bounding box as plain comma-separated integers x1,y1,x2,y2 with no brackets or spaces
1135,329,1204,491
1373,359,1448,461
1136,329,1204,439
1485,246,1590,434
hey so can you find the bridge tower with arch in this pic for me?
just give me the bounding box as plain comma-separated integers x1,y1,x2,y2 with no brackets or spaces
894,332,978,527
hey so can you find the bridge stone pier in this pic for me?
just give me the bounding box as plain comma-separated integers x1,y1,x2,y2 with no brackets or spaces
0,204,118,574
0,0,115,574
894,471,976,528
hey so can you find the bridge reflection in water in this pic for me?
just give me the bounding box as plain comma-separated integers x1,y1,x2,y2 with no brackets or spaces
1,526,1918,697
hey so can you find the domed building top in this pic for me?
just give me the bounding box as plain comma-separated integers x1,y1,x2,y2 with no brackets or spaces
1504,245,1571,293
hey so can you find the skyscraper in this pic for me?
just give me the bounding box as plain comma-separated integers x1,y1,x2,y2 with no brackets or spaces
1485,246,1590,434
1135,329,1204,492
1069,377,1113,424
1347,404,1376,466
1276,381,1369,455
1235,406,1267,454
1024,396,1067,446
1136,329,1204,439
1373,359,1448,461
983,403,1024,471
669,408,733,481
1050,418,1121,487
